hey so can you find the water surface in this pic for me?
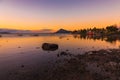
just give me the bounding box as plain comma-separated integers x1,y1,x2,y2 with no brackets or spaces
0,34,120,79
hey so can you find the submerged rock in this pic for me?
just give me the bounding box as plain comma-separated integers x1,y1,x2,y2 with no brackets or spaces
57,51,72,57
60,51,70,56
42,43,58,51
21,65,24,68
18,34,23,36
33,34,39,36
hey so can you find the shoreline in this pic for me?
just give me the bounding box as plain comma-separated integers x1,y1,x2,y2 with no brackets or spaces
5,48,120,80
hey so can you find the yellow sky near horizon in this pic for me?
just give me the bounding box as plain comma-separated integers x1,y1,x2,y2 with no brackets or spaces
0,17,119,31
0,0,120,31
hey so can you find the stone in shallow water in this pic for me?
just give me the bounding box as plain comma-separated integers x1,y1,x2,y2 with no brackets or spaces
42,43,58,51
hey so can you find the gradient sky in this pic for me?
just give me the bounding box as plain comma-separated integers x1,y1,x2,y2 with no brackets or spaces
0,0,120,31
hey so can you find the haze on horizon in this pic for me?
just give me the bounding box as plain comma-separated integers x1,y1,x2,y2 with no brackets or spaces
0,0,120,32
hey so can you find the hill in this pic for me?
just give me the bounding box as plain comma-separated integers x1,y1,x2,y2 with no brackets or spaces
56,29,71,33
0,29,31,34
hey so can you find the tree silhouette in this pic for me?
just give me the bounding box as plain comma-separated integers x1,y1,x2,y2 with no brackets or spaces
106,25,118,33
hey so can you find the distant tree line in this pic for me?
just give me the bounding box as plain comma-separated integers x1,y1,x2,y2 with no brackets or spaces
72,25,119,36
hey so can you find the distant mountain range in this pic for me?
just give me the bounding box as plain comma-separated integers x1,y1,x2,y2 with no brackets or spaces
0,28,71,34
0,29,31,34
56,29,72,33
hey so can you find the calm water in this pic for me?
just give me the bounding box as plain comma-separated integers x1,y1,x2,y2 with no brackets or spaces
0,34,120,78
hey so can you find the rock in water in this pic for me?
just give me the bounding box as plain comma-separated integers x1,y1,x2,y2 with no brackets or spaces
42,43,58,51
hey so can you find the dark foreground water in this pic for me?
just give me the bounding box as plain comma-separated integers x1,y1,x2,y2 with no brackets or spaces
0,34,120,79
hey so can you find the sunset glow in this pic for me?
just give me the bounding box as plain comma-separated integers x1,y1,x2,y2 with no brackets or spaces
0,0,120,31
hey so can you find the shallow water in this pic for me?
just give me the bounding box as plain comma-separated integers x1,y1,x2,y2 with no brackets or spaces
0,34,120,79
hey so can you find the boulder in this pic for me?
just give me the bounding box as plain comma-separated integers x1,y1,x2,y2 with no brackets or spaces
42,43,58,51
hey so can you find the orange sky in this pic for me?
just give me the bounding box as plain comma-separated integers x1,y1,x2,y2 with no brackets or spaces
0,0,120,31
1,17,119,31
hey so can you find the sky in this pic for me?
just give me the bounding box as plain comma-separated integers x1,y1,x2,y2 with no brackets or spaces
0,0,120,31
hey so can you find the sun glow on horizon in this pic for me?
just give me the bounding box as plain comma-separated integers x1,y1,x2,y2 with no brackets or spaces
0,0,120,31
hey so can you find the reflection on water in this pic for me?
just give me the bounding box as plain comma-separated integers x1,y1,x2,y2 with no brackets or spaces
73,34,120,45
0,34,120,56
0,34,120,78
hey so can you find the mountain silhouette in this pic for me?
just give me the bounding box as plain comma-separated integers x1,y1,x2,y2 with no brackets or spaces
0,29,31,34
56,29,71,33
